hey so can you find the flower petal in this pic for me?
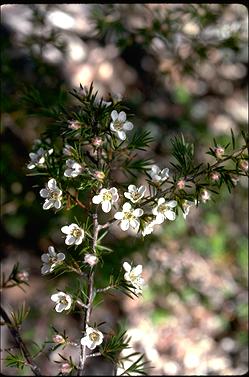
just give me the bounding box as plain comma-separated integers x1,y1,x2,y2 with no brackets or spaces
165,210,176,221
54,200,62,209
123,262,131,272
65,236,75,245
43,200,54,210
61,226,69,234
41,254,50,263
40,189,49,198
133,265,142,276
102,200,111,213
92,195,102,204
121,219,130,231
48,178,57,190
117,130,126,140
167,200,177,208
130,219,139,229
55,303,65,312
41,264,51,274
133,208,143,217
57,253,65,261
155,213,165,224
111,110,118,121
123,121,133,130
118,111,126,122
123,202,132,211
114,211,123,220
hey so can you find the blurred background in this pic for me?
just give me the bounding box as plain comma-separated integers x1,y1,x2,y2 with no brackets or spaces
1,4,248,375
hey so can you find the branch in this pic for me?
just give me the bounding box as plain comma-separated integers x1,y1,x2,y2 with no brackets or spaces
0,305,41,376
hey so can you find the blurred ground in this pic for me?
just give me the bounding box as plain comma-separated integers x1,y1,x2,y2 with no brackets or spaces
1,4,248,376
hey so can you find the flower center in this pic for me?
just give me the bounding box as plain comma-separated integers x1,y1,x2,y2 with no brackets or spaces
103,192,112,201
124,211,135,221
114,120,123,130
131,192,141,201
89,332,99,342
59,297,68,305
158,204,167,213
50,191,59,200
49,256,58,264
72,228,82,238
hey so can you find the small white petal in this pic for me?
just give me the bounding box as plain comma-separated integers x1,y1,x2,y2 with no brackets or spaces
75,236,84,245
61,226,69,234
123,121,133,131
133,208,143,217
40,189,49,198
57,253,66,261
64,168,73,177
111,110,118,121
124,192,131,200
123,202,132,211
165,210,176,221
43,200,54,210
47,178,57,190
128,185,136,192
92,195,102,204
155,213,165,224
54,200,62,209
114,211,123,220
48,246,56,255
133,265,142,276
167,200,177,208
41,264,51,274
130,219,139,229
118,111,126,122
123,262,131,272
27,163,35,169
102,200,111,213
65,236,75,245
117,130,126,140
51,293,60,302
121,220,130,231
157,198,165,205
41,254,50,263
55,303,65,312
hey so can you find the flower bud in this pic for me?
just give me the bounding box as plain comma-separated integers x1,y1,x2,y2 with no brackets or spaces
94,171,105,181
239,160,248,172
60,363,72,374
68,120,81,130
201,189,210,203
231,175,239,186
210,172,220,181
177,179,185,189
84,254,99,267
92,137,103,148
17,271,29,282
214,146,224,159
52,334,65,344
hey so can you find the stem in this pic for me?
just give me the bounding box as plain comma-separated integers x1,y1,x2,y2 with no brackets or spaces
0,305,41,376
78,211,99,375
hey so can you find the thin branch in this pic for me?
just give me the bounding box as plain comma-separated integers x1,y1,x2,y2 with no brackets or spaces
0,305,41,376
86,352,101,359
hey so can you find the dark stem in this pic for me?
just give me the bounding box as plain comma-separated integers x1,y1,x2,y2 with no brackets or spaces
0,305,41,376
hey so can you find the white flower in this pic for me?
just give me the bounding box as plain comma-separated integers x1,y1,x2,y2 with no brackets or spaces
123,262,144,294
92,187,119,213
63,144,74,156
114,202,143,231
201,189,210,203
27,147,53,170
124,185,146,203
152,198,177,224
80,326,104,350
142,220,157,236
182,200,195,219
84,254,99,266
51,291,72,313
41,246,65,275
61,223,85,246
110,110,133,140
64,159,83,178
149,165,169,183
39,178,62,210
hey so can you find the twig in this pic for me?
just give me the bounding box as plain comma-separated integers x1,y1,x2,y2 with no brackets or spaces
0,305,41,376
